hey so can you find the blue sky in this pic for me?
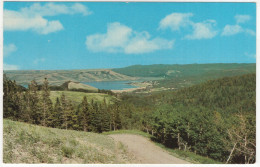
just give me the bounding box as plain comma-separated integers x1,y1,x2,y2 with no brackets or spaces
3,2,256,70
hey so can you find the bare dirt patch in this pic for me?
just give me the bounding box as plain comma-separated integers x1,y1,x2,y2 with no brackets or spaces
109,134,191,164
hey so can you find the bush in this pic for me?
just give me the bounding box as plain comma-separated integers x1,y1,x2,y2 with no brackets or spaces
61,146,75,158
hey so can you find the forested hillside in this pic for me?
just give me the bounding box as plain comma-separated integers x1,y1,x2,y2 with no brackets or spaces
3,73,255,164
149,73,256,163
112,73,256,163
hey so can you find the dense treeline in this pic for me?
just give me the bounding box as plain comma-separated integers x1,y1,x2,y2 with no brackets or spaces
3,73,256,164
3,74,119,132
19,80,116,95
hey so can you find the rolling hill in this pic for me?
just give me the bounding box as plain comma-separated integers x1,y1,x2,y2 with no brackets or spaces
112,63,256,78
4,69,137,86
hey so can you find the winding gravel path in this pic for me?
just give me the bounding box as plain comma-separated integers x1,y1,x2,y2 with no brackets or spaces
109,134,191,164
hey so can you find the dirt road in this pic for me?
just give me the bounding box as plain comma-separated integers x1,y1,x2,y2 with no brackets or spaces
109,134,191,164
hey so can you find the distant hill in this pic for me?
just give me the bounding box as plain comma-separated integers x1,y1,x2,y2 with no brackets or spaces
5,63,256,89
113,63,256,89
4,69,137,86
112,63,256,78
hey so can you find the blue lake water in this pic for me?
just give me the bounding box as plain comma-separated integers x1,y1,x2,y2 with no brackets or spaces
21,84,28,88
83,81,138,90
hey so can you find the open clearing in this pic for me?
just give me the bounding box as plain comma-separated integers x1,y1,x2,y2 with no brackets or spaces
109,134,191,164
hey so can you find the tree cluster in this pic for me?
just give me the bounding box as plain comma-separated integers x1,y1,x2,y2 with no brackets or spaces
3,75,119,133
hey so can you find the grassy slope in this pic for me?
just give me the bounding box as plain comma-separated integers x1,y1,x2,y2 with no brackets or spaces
3,119,133,164
4,69,137,86
104,130,221,164
50,91,117,105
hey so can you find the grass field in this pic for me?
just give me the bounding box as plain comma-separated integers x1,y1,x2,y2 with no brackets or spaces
104,130,221,164
3,119,133,163
50,91,117,105
67,82,98,91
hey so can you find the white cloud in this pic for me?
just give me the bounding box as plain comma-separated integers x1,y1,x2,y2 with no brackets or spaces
71,3,92,16
36,20,63,34
4,3,91,34
245,52,256,59
125,37,173,54
235,15,251,24
221,25,255,36
245,29,256,36
159,13,217,40
86,23,132,53
3,44,19,70
86,22,174,54
221,15,255,37
20,3,92,17
185,20,218,40
4,64,19,70
4,9,64,34
33,58,45,64
221,24,243,36
159,13,193,31
4,43,17,56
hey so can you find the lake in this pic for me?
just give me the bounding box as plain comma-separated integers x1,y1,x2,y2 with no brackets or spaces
83,81,138,90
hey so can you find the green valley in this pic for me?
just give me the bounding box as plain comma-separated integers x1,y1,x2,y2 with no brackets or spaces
3,63,256,164
3,1,256,165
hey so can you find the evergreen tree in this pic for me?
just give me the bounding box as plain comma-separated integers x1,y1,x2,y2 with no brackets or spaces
92,102,100,132
100,98,110,132
110,103,122,131
79,96,90,131
60,93,68,129
88,99,97,132
3,75,22,120
40,78,53,126
60,93,74,130
49,97,63,128
71,105,80,130
28,80,41,124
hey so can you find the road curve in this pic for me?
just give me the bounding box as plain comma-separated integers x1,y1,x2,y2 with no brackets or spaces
109,134,191,164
